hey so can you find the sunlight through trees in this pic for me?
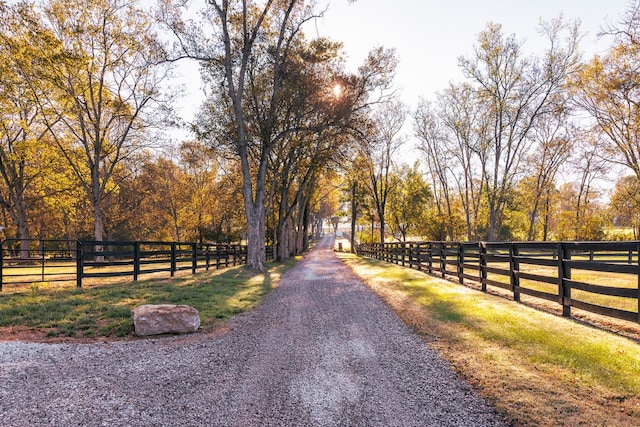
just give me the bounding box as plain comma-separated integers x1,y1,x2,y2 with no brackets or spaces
2,0,640,260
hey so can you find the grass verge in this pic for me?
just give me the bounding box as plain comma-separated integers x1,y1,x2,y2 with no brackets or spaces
0,259,296,340
339,252,640,426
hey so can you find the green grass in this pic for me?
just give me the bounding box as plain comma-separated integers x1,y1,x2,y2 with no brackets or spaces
357,255,640,392
0,260,295,338
340,252,640,425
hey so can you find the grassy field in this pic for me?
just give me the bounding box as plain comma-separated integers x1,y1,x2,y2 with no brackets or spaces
338,251,640,426
0,259,295,339
0,257,233,289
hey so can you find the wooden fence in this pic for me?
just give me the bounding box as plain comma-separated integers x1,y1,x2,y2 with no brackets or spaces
0,239,275,290
358,241,640,323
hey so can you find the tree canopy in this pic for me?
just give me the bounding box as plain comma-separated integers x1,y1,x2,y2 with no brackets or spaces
3,0,640,261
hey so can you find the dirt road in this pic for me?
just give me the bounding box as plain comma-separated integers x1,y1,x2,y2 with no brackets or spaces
0,235,508,426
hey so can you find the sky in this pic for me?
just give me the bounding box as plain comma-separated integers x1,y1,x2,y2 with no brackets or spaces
289,0,632,182
310,0,631,108
173,0,632,147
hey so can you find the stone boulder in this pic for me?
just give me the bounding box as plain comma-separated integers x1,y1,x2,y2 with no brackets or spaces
133,304,200,336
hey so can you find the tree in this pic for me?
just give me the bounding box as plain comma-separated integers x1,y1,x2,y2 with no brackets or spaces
165,1,397,270
609,174,640,238
572,3,640,183
34,0,171,257
0,1,63,257
387,162,432,242
458,18,580,240
555,182,607,241
437,83,490,242
138,157,190,241
179,140,219,244
162,0,319,270
521,105,574,240
342,150,369,252
361,100,406,243
414,99,457,241
415,83,490,241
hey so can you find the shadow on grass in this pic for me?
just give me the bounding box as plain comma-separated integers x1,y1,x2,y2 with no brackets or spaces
343,254,640,396
0,259,295,338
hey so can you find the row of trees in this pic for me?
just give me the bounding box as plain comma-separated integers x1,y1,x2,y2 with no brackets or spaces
0,0,176,259
329,1,640,247
0,0,401,270
4,0,640,270
404,3,640,243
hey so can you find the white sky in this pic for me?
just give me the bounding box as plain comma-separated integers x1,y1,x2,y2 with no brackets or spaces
178,0,631,123
312,0,631,108
173,0,632,164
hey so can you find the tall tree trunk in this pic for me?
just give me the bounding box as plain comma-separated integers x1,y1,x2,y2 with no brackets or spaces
488,191,499,241
277,217,289,261
350,182,357,253
294,193,308,255
11,191,31,260
527,200,540,241
302,199,310,252
542,192,551,242
245,202,266,271
17,216,30,260
93,196,105,263
377,192,386,243
276,190,289,261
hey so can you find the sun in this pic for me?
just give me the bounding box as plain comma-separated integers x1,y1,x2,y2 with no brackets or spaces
332,83,342,98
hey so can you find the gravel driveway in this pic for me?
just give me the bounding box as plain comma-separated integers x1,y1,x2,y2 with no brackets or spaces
0,235,508,426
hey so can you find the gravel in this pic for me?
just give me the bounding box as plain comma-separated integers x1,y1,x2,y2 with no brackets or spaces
0,236,509,426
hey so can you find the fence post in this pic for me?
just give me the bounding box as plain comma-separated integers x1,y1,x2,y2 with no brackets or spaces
427,242,433,274
41,240,45,282
133,241,140,282
0,241,4,292
458,243,464,284
206,245,210,271
440,242,446,278
409,242,415,268
558,242,572,318
637,242,640,323
510,243,520,302
76,240,83,288
480,242,487,292
192,242,197,274
171,243,176,277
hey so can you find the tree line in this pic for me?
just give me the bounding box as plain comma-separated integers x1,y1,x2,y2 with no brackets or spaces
0,0,397,269
2,0,640,271
408,2,640,244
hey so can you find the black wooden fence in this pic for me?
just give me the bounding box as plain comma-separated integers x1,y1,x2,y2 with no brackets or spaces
0,239,275,290
358,241,640,323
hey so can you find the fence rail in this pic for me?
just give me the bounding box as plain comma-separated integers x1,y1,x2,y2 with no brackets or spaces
0,239,275,290
358,240,640,324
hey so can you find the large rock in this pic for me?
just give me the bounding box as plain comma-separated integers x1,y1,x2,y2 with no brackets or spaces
133,304,200,336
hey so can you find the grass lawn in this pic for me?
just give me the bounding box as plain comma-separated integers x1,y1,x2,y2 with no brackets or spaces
339,252,640,426
0,259,296,340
